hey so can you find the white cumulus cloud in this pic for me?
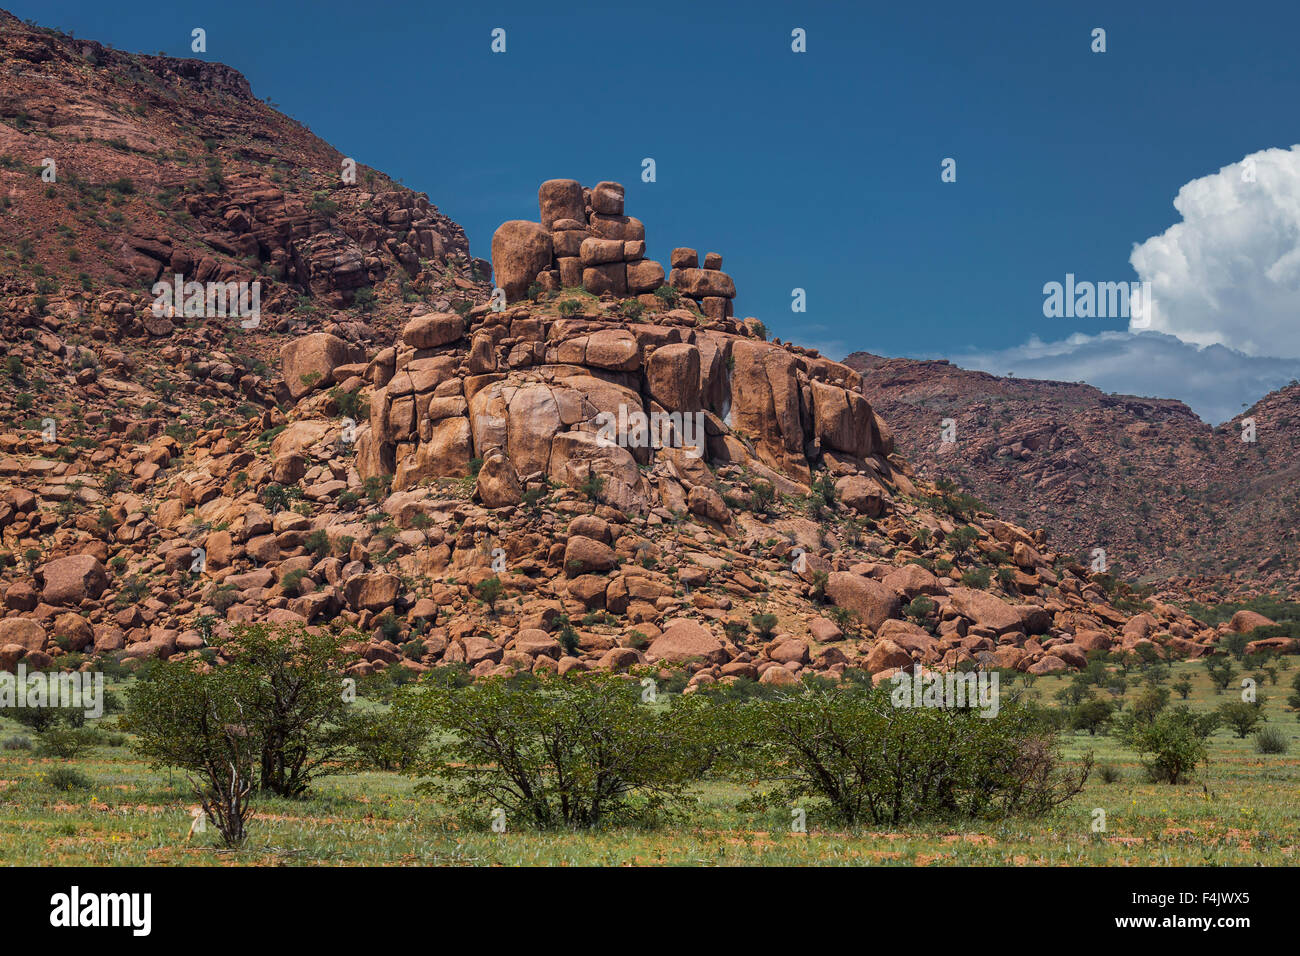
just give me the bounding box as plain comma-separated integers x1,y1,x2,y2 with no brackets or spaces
1130,144,1300,355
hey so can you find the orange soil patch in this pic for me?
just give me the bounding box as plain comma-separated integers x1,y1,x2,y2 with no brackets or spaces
939,833,995,845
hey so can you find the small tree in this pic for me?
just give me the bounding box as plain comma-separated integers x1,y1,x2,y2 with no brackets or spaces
1220,632,1249,660
305,528,331,558
809,473,836,511
475,575,504,614
410,512,434,545
1069,696,1115,736
1205,657,1237,693
412,672,713,829
1130,685,1171,723
1117,706,1218,784
579,472,604,502
261,483,290,513
349,686,429,772
124,663,258,846
552,614,580,656
904,594,936,625
363,474,391,504
1217,700,1265,739
947,525,980,560
1286,671,1300,715
751,612,778,641
219,623,361,798
724,680,1089,825
652,284,680,307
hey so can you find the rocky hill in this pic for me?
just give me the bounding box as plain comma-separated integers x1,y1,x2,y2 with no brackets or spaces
0,11,486,338
847,353,1300,598
0,12,1284,686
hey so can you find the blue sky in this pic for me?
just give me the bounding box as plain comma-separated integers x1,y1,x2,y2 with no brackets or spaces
18,0,1300,421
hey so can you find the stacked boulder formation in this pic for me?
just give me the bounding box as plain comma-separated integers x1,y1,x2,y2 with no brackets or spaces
668,247,736,321
491,179,737,320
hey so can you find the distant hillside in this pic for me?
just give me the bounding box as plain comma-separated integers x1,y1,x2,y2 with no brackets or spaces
847,352,1300,597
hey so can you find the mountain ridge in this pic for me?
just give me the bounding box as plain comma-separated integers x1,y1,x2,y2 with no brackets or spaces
847,350,1300,599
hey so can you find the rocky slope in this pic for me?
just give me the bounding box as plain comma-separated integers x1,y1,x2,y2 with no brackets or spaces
0,11,486,338
848,353,1300,598
0,13,1284,686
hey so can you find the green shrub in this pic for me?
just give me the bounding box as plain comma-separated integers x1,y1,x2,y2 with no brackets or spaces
947,525,980,558
364,474,392,504
306,529,331,558
751,612,778,640
329,386,367,420
10,705,64,734
652,284,680,307
579,472,605,502
280,568,310,595
350,687,429,772
1220,632,1249,660
376,611,402,642
723,680,1090,825
1217,700,1265,739
1069,696,1115,736
46,767,92,792
827,606,860,635
750,480,776,514
475,575,504,613
1254,725,1290,754
309,190,339,215
124,623,361,805
904,595,936,623
1204,657,1237,693
1116,706,1218,784
809,473,836,510
36,726,98,759
1130,685,1171,723
410,672,714,829
262,483,291,513
553,615,580,656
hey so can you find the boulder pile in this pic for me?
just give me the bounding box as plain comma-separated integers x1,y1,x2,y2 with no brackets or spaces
354,301,885,499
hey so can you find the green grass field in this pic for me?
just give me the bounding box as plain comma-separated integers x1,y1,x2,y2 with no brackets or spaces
1,660,1297,866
